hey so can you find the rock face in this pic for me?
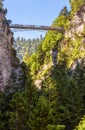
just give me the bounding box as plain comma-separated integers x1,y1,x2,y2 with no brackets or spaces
65,5,85,39
0,2,24,92
64,5,85,71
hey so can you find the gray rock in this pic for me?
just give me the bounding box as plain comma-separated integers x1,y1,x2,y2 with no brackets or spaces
0,9,25,92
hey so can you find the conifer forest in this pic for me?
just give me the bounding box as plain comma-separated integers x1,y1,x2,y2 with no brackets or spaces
0,0,85,130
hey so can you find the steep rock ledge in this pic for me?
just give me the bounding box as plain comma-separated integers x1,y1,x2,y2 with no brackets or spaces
65,5,85,39
0,4,24,91
60,5,85,70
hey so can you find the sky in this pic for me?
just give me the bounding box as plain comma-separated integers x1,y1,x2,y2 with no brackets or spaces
3,0,70,39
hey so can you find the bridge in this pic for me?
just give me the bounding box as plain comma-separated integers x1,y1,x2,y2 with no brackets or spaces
10,24,64,32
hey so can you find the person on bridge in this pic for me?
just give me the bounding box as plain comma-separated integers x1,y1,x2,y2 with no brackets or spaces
51,48,58,67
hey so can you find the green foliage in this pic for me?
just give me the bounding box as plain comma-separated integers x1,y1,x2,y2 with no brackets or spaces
47,124,65,130
69,0,85,13
1,1,85,130
59,6,69,16
0,92,6,130
29,96,57,130
59,37,84,68
29,96,49,130
42,31,62,51
9,92,28,130
42,65,84,130
52,15,69,29
29,53,40,76
0,91,13,130
37,41,46,66
23,51,30,64
9,69,38,130
74,116,85,130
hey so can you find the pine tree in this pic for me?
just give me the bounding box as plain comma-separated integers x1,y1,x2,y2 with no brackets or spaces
29,96,57,130
8,64,38,130
59,6,69,16
9,92,29,130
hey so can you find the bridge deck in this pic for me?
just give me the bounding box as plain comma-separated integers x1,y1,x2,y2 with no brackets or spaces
10,24,64,32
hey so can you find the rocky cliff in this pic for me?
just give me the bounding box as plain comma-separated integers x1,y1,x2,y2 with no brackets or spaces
0,2,24,92
34,4,85,88
65,5,85,40
60,5,85,69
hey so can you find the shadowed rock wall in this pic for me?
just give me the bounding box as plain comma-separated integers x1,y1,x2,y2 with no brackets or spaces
0,4,24,92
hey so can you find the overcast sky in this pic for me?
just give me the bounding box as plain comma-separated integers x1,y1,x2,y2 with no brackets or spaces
4,0,70,39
